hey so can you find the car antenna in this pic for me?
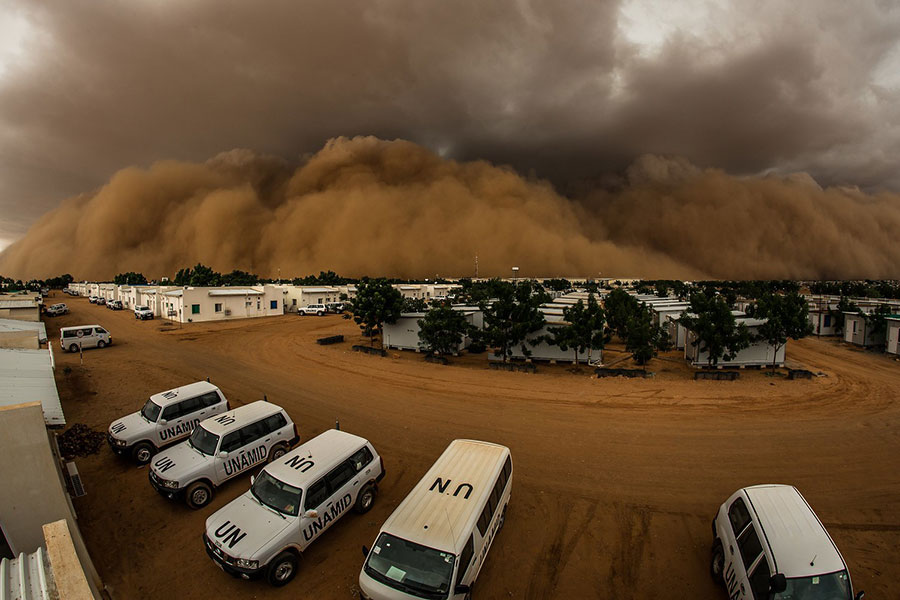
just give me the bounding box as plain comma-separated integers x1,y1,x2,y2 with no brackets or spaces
263,394,268,402
206,376,210,383
335,418,340,431
810,554,816,567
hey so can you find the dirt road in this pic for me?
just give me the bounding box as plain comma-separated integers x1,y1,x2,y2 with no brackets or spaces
46,293,899,598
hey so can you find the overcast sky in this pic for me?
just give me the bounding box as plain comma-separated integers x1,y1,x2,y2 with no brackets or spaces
1,0,899,249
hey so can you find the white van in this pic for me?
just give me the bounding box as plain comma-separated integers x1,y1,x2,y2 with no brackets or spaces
711,485,864,600
60,325,111,352
150,401,299,509
107,381,229,464
359,440,512,600
203,429,385,586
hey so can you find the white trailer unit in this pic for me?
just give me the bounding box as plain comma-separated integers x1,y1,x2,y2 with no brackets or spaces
382,307,483,353
886,317,900,355
684,317,785,368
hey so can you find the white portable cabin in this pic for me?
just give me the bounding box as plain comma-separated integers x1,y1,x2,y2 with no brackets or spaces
491,309,594,364
842,312,885,347
160,286,283,323
886,317,900,355
382,307,483,353
98,284,117,301
684,317,785,368
275,285,343,312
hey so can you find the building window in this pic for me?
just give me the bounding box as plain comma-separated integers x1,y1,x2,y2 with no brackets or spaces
192,304,200,314
270,300,277,309
215,303,223,312
852,320,857,333
292,299,297,306
823,314,831,327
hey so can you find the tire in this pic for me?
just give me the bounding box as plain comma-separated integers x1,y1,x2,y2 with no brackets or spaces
710,541,725,584
131,442,155,465
266,551,298,587
269,444,288,462
185,481,213,510
97,340,106,348
317,311,324,317
354,484,376,514
69,344,79,353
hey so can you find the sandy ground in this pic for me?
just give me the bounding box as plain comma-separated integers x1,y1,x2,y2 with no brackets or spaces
44,292,900,599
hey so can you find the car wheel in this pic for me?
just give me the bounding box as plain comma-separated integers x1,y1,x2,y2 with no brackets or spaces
266,551,298,587
269,444,288,462
317,311,324,316
186,481,213,509
97,340,106,348
69,344,79,353
710,541,725,584
354,484,376,514
131,442,155,464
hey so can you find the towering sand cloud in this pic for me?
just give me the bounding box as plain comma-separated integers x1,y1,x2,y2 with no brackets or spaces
1,137,898,281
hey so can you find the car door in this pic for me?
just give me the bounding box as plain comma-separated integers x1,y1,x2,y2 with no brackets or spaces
301,460,357,546
156,400,190,446
722,496,753,599
214,420,269,483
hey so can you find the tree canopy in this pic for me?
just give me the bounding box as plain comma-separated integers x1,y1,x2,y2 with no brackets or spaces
752,291,813,370
680,293,752,367
418,305,470,357
114,272,148,285
543,294,606,365
479,281,547,362
348,277,404,342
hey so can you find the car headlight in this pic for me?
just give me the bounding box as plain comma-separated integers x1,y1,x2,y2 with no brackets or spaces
162,478,179,489
235,558,258,570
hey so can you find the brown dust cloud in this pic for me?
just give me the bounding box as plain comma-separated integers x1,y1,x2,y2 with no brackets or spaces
1,136,899,281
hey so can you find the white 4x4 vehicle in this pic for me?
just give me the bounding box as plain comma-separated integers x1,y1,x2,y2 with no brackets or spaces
299,304,326,316
134,305,154,320
150,401,299,509
107,381,228,464
46,303,68,316
711,484,864,600
203,429,384,586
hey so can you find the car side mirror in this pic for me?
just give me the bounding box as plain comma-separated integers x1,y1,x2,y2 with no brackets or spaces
854,592,865,600
303,509,318,519
455,585,470,594
159,419,167,425
769,574,787,594
361,545,369,557
218,451,228,459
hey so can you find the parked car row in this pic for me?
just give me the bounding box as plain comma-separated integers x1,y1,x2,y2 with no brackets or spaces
106,382,513,595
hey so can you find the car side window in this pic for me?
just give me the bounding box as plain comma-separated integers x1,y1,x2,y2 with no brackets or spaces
263,413,287,433
738,525,764,571
161,402,182,420
728,497,751,536
95,327,107,334
305,479,329,510
200,392,221,408
456,535,474,586
326,460,357,492
240,420,268,446
179,397,202,416
81,328,93,336
748,556,771,600
350,446,374,472
220,430,244,453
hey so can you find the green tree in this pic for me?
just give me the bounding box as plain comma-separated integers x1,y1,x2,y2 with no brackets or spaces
114,272,148,285
624,305,670,365
655,282,670,298
348,277,404,344
680,293,753,367
863,304,893,343
543,294,607,365
220,270,259,286
753,292,813,371
603,288,639,340
479,281,546,362
403,297,428,312
417,305,470,357
543,278,572,292
829,296,859,334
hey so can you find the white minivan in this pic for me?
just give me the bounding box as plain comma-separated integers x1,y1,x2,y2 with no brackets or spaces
203,429,385,586
60,325,111,352
711,484,864,600
150,401,299,509
359,440,512,600
107,381,229,464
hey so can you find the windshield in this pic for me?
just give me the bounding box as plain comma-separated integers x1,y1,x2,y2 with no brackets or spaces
775,570,852,600
189,426,220,456
251,471,302,516
364,533,455,600
140,400,162,422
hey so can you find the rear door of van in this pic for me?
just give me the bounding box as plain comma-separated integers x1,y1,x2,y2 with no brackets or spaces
721,495,754,600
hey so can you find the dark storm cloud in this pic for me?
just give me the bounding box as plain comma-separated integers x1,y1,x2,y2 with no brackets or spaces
1,0,899,269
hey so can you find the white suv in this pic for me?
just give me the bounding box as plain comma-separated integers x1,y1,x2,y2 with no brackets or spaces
299,304,327,316
203,429,385,586
134,305,154,320
150,401,299,509
711,484,864,600
107,381,229,464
